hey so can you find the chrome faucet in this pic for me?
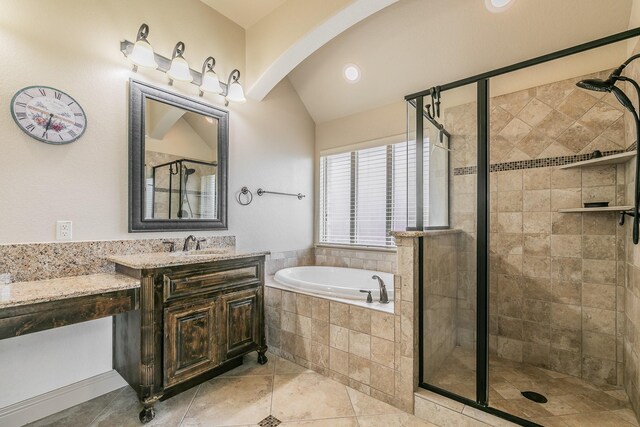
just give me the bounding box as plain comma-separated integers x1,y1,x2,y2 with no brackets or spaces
372,275,390,304
183,235,197,251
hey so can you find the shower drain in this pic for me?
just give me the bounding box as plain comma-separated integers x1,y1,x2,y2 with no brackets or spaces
521,391,548,403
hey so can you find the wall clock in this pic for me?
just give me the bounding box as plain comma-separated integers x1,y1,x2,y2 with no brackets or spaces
10,86,87,144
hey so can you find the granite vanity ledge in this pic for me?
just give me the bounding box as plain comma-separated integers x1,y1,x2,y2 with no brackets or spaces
0,273,140,309
107,250,271,269
391,229,463,238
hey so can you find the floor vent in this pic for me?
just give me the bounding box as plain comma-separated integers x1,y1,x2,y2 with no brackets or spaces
521,391,548,403
258,415,282,427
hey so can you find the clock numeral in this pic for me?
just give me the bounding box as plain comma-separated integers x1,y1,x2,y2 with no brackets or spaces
26,124,35,132
74,113,83,117
74,122,83,128
58,134,64,141
67,130,77,138
23,92,33,98
15,102,27,108
67,101,75,106
54,91,62,100
42,131,49,139
16,112,27,120
38,88,46,96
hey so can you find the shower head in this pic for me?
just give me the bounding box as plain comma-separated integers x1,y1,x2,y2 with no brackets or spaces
576,78,637,116
576,78,614,93
183,167,196,176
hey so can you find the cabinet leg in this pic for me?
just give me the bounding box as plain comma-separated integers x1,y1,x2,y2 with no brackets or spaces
139,406,155,424
257,347,268,365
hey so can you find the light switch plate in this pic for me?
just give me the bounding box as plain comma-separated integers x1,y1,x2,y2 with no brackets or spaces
56,221,72,240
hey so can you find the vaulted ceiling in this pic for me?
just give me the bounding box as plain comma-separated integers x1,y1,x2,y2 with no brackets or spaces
199,0,635,124
287,0,635,123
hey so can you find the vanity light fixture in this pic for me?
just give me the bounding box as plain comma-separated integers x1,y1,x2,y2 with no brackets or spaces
224,69,246,105
167,42,193,85
120,24,245,105
199,56,223,96
128,23,158,71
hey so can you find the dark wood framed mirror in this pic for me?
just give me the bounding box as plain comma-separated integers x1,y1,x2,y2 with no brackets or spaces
129,79,228,231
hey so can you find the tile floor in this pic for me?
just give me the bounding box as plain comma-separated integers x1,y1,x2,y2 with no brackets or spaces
428,347,640,427
27,353,438,427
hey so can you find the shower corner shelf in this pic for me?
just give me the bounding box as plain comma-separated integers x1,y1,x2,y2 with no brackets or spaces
559,152,635,169
558,205,633,213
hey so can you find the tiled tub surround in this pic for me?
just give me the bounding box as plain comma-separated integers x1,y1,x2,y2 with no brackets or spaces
447,69,631,386
264,287,401,407
265,248,314,275
315,245,397,274
0,236,235,282
265,236,418,412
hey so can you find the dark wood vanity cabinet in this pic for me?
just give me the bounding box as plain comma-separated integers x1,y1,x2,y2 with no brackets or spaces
113,255,267,423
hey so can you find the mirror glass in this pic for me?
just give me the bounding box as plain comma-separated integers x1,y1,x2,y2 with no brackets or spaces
144,99,219,220
129,79,228,232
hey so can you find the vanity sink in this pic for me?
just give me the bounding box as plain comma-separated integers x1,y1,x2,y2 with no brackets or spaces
171,249,230,257
184,250,230,257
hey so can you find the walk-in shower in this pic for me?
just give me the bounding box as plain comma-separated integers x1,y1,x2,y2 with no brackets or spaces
407,28,640,427
149,158,217,219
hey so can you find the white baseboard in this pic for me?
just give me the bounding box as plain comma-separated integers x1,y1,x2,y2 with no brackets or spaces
0,370,126,427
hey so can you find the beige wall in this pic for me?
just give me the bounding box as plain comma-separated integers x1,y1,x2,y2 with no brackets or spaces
0,0,314,408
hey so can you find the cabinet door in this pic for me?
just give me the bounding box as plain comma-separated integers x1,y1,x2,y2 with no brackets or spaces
164,299,217,387
220,287,261,360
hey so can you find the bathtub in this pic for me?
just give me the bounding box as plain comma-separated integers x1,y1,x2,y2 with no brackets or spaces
272,266,394,302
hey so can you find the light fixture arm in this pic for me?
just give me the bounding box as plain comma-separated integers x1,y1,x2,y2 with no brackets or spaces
136,23,150,42
226,69,241,89
201,56,216,75
171,41,186,59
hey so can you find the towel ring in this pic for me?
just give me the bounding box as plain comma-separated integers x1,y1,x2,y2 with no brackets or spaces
237,187,253,206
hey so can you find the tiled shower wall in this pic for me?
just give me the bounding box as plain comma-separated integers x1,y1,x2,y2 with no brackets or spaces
422,231,460,382
448,69,628,385
624,39,640,419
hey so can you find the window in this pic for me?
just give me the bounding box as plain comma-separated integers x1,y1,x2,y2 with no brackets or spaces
319,139,437,248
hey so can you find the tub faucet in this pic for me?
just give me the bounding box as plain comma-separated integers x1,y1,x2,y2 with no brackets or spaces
183,235,196,251
372,275,390,304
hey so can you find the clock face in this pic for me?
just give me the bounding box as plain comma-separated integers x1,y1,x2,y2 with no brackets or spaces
10,86,87,144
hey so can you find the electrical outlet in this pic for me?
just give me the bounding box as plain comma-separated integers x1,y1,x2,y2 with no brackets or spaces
56,221,72,240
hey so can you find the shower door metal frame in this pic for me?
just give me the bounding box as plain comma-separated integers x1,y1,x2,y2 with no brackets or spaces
410,26,640,427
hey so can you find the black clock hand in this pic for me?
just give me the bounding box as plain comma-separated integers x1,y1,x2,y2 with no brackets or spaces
45,114,53,131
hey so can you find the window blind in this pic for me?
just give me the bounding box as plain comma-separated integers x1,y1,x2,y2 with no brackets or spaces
319,139,430,248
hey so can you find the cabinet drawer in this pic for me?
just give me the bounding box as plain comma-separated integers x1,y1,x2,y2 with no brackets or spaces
164,263,260,302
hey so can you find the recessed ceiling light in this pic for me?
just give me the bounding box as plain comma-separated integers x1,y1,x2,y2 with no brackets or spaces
485,0,515,12
343,64,361,83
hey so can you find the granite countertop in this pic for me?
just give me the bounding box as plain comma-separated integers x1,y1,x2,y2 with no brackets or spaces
0,273,140,309
391,229,463,238
107,249,271,269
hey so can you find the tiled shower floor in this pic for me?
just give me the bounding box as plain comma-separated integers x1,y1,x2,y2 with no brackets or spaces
428,347,639,426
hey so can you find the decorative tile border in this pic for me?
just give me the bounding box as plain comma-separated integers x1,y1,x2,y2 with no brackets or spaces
453,149,625,176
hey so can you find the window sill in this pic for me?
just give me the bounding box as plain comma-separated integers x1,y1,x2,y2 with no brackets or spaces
314,243,397,253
